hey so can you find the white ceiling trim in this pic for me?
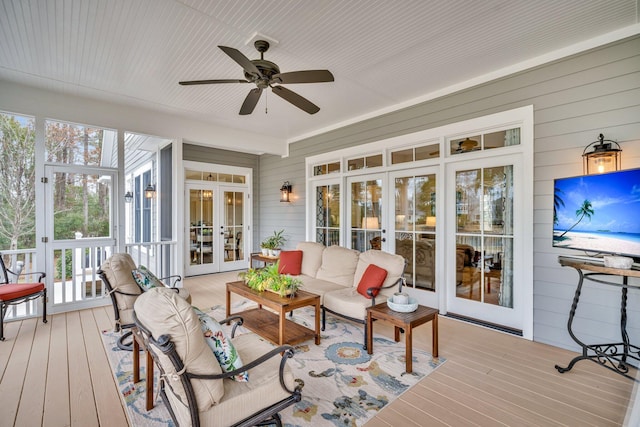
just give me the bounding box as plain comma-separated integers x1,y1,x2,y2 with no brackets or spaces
288,23,640,145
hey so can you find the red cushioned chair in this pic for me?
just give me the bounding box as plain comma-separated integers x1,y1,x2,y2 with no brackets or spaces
0,253,47,341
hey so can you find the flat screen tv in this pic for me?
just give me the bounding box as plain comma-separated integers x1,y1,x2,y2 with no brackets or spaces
553,168,640,259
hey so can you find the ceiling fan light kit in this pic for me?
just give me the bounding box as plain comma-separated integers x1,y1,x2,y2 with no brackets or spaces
179,40,334,115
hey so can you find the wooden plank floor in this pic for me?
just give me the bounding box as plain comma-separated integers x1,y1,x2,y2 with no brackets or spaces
0,270,636,426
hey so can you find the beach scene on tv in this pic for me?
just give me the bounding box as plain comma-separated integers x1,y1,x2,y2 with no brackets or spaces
553,168,640,258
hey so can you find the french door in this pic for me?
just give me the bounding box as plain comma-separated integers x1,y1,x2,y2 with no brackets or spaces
185,183,248,275
446,154,523,330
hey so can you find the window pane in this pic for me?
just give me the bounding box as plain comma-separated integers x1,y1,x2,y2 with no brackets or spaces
45,120,111,166
314,164,327,176
327,162,340,174
348,158,364,171
185,170,201,180
218,173,232,182
0,112,36,250
391,149,413,164
415,143,439,160
53,172,111,240
456,169,480,232
315,184,340,247
485,128,520,150
366,154,383,168
450,135,481,155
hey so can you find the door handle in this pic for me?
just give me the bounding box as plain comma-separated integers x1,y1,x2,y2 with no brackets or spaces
381,238,386,242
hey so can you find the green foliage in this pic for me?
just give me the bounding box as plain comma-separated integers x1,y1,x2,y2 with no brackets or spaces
261,229,286,249
55,249,73,280
238,262,302,297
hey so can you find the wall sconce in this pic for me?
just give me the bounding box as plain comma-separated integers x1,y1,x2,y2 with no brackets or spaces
583,133,621,175
280,181,292,202
124,191,133,203
144,184,156,199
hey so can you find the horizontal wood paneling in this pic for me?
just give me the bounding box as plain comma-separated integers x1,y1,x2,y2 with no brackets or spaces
258,35,640,354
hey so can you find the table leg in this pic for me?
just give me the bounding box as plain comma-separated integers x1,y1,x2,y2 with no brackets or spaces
132,334,140,383
225,288,231,322
145,349,154,410
366,311,373,355
394,325,401,342
432,314,439,357
406,326,413,373
315,301,321,345
279,308,285,346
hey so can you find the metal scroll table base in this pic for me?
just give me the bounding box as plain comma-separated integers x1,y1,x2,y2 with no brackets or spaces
555,261,639,381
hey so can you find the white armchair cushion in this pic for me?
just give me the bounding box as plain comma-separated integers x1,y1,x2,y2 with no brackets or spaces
316,246,360,287
134,288,224,411
100,253,141,317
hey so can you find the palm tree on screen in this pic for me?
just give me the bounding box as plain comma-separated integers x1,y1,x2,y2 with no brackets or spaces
559,199,594,238
553,187,565,226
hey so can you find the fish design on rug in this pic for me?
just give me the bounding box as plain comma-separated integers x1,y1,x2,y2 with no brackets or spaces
309,368,336,378
358,361,408,393
321,389,388,427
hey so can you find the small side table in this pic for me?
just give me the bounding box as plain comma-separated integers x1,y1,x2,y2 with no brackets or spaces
132,327,154,411
249,253,279,269
366,302,438,373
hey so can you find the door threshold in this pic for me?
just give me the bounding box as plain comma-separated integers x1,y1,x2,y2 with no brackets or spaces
444,312,522,336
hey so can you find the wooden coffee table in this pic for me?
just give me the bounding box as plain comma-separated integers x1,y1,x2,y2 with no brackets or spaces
226,280,320,346
366,302,438,373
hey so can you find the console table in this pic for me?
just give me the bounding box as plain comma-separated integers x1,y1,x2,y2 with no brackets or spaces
556,256,639,380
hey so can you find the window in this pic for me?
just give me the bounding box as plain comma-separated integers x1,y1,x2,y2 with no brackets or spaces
391,142,440,164
314,183,340,246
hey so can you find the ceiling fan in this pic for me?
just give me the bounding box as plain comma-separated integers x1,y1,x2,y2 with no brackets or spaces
179,40,334,115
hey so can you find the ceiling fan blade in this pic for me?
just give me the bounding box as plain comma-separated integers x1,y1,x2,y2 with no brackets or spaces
218,45,262,77
239,88,263,115
179,79,249,85
273,70,334,84
271,86,320,114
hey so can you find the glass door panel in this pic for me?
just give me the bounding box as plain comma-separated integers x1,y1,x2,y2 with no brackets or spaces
222,190,244,263
455,165,513,307
394,173,436,292
188,188,214,268
349,178,383,251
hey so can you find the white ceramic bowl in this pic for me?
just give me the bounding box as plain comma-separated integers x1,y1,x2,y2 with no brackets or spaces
386,297,418,313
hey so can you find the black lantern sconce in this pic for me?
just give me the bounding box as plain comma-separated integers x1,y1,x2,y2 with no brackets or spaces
280,181,292,203
582,133,622,175
144,184,156,199
124,191,134,203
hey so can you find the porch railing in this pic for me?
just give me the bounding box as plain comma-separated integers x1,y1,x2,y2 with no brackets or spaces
2,240,178,322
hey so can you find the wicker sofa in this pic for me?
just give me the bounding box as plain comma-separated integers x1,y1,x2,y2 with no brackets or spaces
288,242,406,348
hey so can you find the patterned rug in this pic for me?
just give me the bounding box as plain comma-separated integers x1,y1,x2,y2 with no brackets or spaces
101,301,446,426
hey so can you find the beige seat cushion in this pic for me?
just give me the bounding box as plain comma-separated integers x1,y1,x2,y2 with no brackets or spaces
353,250,405,297
298,275,347,304
134,288,224,412
323,287,386,321
100,253,141,320
316,246,360,287
296,241,326,277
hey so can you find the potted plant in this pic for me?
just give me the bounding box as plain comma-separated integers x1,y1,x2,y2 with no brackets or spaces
260,229,286,257
239,262,302,297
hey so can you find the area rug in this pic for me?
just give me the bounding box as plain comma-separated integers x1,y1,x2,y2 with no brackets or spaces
101,300,445,427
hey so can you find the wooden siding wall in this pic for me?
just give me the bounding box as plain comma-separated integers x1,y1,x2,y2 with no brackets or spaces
182,143,260,252
259,35,640,354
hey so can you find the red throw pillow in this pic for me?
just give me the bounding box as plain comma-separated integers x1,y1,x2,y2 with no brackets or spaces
357,264,388,298
278,250,303,275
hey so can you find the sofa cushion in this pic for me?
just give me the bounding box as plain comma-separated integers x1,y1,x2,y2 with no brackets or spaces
194,308,248,382
134,288,224,411
100,253,141,315
297,275,348,304
356,264,387,298
131,265,164,290
296,242,326,277
316,246,360,287
324,287,386,321
278,250,303,276
353,250,405,297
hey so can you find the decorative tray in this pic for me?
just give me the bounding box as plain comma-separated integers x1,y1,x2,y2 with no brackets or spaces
387,297,418,313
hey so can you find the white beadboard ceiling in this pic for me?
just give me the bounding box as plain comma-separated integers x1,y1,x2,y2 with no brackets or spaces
0,0,638,151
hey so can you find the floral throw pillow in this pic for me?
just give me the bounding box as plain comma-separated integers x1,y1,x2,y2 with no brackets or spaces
131,265,164,291
193,307,248,382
